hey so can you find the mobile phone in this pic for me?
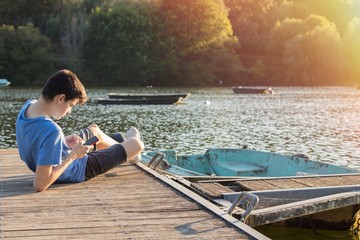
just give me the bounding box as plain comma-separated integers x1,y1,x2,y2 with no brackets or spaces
84,136,99,145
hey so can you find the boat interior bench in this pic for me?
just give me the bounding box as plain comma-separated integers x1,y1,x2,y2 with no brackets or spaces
212,162,266,176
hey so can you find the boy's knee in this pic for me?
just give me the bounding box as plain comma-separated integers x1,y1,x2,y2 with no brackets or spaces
88,124,100,133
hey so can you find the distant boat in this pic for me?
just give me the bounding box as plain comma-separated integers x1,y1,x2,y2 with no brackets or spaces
0,79,10,86
233,86,274,94
97,97,184,105
108,92,190,100
98,92,190,105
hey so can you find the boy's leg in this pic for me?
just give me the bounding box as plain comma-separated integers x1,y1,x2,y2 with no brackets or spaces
87,124,119,150
84,124,144,180
75,127,94,140
109,132,126,143
75,127,96,150
85,144,127,180
76,127,125,145
87,124,143,160
85,139,143,180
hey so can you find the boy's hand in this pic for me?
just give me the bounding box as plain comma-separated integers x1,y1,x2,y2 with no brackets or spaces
65,134,81,149
72,139,94,158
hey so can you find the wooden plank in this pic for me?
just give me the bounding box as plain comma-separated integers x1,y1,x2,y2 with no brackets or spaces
234,180,287,191
190,182,234,199
0,149,255,239
234,174,360,191
265,178,309,189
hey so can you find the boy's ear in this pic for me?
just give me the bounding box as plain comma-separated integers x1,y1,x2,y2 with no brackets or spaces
55,94,66,103
60,94,66,101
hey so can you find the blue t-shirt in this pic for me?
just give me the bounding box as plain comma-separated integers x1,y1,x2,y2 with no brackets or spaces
16,99,88,183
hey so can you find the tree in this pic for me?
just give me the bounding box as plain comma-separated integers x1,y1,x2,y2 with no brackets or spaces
83,3,162,85
269,15,344,85
302,0,357,35
342,17,360,85
0,0,56,27
157,0,243,86
0,24,55,85
224,0,276,55
60,8,88,75
83,0,243,86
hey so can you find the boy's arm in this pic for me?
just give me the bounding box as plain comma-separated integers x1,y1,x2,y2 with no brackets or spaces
33,143,91,192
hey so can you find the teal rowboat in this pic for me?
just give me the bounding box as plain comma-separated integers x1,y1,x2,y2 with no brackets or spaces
141,148,360,232
141,148,358,178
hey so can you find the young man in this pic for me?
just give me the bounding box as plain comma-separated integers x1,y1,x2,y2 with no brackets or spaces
16,69,144,192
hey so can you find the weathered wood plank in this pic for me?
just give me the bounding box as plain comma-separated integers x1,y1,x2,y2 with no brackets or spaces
235,174,360,191
0,149,255,239
235,180,285,191
190,182,234,199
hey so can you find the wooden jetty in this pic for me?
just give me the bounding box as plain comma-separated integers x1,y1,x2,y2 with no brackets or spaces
0,149,268,239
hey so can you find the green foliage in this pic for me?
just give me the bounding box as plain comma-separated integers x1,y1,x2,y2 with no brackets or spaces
225,0,276,55
0,24,56,85
302,0,356,35
83,0,243,86
343,17,360,83
0,0,56,27
156,0,243,86
83,3,163,85
269,15,344,85
1,0,360,86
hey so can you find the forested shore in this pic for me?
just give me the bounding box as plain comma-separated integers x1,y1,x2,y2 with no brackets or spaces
0,0,359,86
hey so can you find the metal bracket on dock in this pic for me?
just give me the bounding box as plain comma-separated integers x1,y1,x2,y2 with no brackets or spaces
147,152,166,170
228,192,259,222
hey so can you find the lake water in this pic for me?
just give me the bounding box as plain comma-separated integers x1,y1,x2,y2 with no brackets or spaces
1,86,359,239
2,86,360,168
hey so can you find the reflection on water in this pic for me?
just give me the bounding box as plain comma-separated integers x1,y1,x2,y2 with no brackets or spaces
1,86,360,169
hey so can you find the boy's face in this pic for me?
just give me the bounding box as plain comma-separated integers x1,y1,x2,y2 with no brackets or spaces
52,95,79,120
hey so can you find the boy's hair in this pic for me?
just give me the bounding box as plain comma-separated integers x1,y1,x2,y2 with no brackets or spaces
41,69,88,104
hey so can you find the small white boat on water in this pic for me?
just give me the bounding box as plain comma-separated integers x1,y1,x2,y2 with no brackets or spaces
0,79,11,86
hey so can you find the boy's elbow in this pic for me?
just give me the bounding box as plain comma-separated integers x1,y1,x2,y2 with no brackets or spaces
33,182,48,192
